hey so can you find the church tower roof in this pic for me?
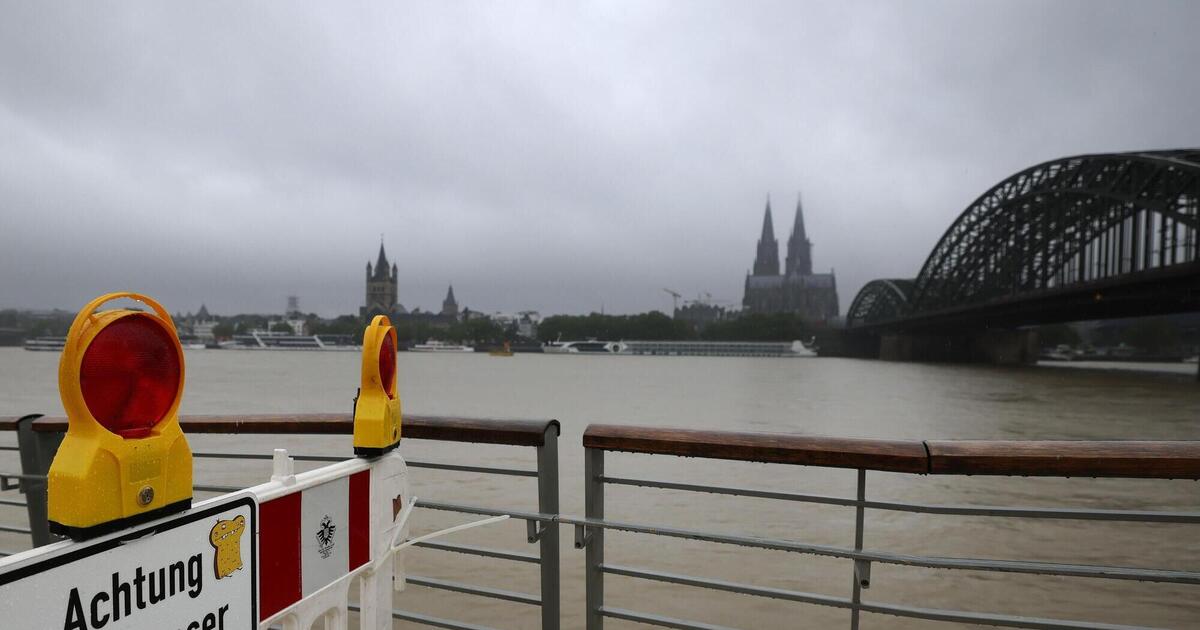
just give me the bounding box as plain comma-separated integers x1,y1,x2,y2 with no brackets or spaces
442,284,459,317
752,197,780,276
785,194,814,276
372,242,392,281
760,198,775,241
791,195,807,241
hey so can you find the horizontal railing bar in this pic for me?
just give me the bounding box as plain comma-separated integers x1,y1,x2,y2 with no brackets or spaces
0,524,32,534
391,610,496,630
602,564,1151,629
602,476,1200,523
602,475,858,507
857,601,1155,630
861,499,1200,523
0,499,27,507
585,425,929,473
412,540,540,564
0,472,44,482
406,460,539,478
415,499,555,523
602,563,850,609
926,440,1200,478
194,484,242,493
563,516,1200,584
406,575,541,606
0,446,18,451
600,606,737,630
193,452,537,477
26,414,560,447
347,605,496,630
194,452,346,463
585,426,1200,478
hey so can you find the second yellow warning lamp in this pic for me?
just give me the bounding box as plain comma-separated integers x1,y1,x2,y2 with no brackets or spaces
48,293,193,540
353,315,402,457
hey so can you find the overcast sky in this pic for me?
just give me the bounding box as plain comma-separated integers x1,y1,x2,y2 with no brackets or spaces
2,1,1199,317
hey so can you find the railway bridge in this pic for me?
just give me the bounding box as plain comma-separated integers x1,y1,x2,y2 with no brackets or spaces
840,149,1200,364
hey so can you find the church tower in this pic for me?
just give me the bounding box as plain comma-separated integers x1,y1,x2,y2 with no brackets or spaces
752,199,780,276
362,242,403,319
785,195,813,276
441,285,459,318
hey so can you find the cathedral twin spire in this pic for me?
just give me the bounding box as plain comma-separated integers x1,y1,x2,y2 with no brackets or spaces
752,195,812,277
752,198,780,276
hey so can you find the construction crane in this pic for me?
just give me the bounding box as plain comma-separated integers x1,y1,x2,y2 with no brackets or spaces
662,288,682,312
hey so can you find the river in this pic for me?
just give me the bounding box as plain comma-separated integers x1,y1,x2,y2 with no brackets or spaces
1,348,1198,628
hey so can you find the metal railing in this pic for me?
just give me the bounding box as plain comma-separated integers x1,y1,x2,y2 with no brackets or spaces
0,413,560,630
569,424,1200,630
5,414,1200,628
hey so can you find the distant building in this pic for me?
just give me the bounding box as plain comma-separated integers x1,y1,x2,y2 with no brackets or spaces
360,242,407,320
490,311,541,339
192,304,218,341
742,196,839,321
441,285,459,318
675,302,727,329
517,311,540,339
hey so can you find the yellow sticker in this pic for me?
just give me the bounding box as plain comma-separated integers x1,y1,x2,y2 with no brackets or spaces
209,515,246,579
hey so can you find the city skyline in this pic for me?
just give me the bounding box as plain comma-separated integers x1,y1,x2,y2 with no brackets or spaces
3,3,1200,317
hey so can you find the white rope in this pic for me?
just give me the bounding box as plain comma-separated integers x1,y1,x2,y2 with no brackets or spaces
371,496,510,572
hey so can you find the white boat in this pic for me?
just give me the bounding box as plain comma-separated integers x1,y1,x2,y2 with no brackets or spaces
790,340,818,357
543,339,628,354
1185,356,1199,364
220,332,360,351
23,337,66,352
1040,344,1078,361
411,340,475,353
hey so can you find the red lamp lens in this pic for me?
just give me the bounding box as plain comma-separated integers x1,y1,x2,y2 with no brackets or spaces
79,314,181,439
378,333,396,398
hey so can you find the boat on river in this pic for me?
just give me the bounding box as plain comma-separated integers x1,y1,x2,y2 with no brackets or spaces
411,340,475,353
23,337,66,351
488,342,514,357
543,339,628,354
221,332,360,350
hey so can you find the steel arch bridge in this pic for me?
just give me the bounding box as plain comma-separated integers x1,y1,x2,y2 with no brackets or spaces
847,149,1200,330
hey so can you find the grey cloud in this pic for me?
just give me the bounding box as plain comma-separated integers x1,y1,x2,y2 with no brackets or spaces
1,1,1198,317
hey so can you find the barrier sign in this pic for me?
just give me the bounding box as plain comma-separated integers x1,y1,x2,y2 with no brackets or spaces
0,493,256,630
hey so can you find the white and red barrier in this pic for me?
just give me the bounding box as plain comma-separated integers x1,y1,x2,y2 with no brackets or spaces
249,449,409,630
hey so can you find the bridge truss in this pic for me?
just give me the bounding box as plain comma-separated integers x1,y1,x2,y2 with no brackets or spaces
848,150,1200,327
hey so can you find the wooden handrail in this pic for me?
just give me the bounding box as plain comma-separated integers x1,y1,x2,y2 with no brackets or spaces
9,414,1200,478
584,424,1200,479
583,424,929,473
20,414,559,447
925,440,1200,478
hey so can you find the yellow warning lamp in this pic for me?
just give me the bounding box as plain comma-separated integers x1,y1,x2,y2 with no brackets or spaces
353,315,401,457
48,292,192,540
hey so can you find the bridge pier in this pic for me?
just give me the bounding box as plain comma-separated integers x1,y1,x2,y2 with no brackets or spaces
879,329,1038,365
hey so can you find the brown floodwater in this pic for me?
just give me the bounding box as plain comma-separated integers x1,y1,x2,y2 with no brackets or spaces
1,347,1198,629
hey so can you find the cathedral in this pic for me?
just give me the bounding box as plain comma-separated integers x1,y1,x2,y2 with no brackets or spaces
742,196,839,321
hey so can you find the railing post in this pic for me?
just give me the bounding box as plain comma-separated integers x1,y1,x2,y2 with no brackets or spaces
849,469,866,630
584,447,604,630
15,414,63,547
536,422,561,630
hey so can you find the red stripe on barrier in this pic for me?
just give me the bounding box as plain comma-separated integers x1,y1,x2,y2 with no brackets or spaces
259,492,302,621
349,470,370,571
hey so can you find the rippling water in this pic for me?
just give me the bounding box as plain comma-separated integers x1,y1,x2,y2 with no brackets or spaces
2,348,1198,628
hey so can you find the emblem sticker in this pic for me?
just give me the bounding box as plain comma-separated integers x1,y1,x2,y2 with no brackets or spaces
316,515,336,559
